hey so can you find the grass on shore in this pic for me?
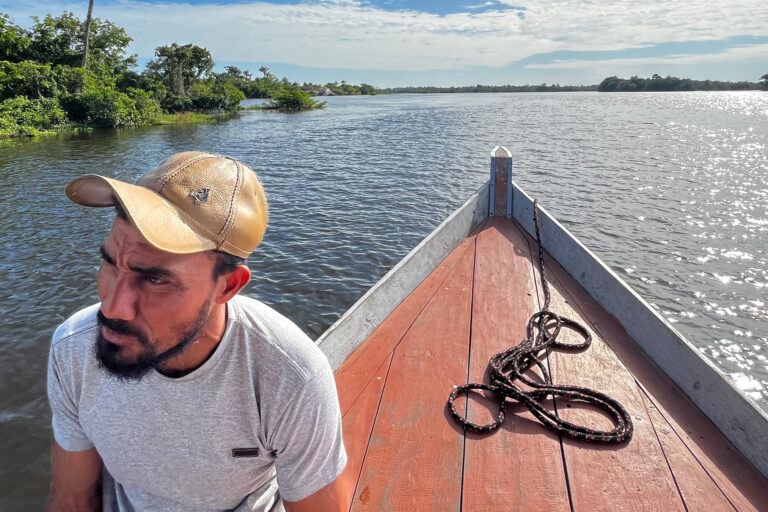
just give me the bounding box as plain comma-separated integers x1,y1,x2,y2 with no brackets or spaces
152,112,238,125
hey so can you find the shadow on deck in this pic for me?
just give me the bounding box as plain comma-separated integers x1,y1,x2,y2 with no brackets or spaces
334,217,768,511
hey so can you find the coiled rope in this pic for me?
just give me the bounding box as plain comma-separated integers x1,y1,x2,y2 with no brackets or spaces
447,200,633,443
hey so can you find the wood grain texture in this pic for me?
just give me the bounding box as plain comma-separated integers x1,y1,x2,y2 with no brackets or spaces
520,222,685,511
335,237,474,416
319,183,489,371
638,391,736,511
350,239,476,512
511,185,768,480
536,228,768,510
338,354,393,511
534,227,768,511
462,217,570,511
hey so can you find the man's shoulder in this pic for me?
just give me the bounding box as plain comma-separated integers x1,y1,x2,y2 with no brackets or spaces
229,295,329,385
52,303,100,350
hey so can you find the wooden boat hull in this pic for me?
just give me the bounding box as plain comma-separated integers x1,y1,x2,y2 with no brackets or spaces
318,147,768,509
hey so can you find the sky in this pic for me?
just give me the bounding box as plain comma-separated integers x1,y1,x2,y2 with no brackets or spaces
2,0,767,87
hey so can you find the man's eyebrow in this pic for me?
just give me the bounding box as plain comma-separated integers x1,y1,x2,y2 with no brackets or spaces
130,264,175,280
99,244,176,280
99,245,115,265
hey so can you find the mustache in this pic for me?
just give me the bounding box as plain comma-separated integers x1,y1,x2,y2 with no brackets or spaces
97,310,148,345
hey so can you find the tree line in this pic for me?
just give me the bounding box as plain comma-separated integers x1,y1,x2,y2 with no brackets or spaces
598,74,765,92
0,11,329,138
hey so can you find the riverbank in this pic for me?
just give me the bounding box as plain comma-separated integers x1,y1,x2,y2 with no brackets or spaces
0,111,237,141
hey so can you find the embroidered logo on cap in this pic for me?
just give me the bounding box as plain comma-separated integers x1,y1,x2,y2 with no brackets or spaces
190,187,210,205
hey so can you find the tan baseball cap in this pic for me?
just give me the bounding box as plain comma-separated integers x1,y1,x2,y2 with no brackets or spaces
66,151,268,258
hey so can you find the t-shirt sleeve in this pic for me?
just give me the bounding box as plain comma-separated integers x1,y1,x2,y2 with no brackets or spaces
271,361,347,502
47,343,94,451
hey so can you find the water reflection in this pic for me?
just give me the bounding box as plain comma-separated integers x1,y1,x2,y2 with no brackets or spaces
1,91,766,509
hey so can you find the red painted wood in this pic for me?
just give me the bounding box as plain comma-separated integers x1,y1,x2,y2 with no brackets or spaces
338,354,393,511
350,239,476,511
462,217,570,511
520,222,685,511
639,391,736,511
335,238,475,416
532,227,768,511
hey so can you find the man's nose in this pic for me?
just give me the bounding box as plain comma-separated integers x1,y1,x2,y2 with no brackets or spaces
100,272,138,322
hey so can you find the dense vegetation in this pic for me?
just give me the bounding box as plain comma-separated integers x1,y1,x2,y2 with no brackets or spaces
598,74,763,92
0,11,324,138
378,83,596,94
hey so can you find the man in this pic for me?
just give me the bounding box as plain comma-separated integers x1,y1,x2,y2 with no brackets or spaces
46,152,348,512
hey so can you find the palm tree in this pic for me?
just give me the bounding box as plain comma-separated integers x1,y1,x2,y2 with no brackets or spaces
82,0,94,67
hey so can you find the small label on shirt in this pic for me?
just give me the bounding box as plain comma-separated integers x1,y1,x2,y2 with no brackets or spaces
232,448,260,458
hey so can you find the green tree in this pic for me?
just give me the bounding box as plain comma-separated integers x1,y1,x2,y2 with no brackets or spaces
145,43,214,96
27,12,82,66
761,73,768,90
359,83,377,95
0,13,31,61
24,12,132,70
82,17,133,70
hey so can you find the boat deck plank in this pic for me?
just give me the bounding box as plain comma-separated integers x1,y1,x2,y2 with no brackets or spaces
532,253,685,511
350,241,476,511
639,390,737,511
530,226,768,512
335,217,768,511
462,218,570,511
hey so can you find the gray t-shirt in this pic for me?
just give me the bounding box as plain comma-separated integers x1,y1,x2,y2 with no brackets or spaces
48,295,347,511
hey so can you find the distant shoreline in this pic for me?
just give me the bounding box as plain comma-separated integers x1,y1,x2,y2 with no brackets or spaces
379,75,765,94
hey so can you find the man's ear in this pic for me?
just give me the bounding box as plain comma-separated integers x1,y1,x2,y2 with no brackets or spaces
215,265,251,304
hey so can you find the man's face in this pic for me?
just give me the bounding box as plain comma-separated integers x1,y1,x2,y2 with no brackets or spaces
95,217,219,380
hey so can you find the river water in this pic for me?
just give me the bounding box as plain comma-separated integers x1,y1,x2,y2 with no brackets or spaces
1,91,766,508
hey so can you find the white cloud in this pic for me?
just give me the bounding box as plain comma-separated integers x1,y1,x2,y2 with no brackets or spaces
526,43,768,70
4,0,768,73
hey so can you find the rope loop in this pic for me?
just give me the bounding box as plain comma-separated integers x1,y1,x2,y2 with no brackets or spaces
446,199,634,444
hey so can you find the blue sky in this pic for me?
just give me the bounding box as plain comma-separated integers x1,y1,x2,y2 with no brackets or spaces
2,0,767,87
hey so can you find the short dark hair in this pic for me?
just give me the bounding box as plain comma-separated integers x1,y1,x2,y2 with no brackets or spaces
211,251,246,279
113,201,128,221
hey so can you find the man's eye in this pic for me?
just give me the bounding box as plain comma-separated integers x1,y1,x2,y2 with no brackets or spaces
144,274,167,285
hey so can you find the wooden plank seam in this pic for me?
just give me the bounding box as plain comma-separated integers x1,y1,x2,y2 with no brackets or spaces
636,384,693,511
516,220,574,511
635,384,738,511
527,223,740,510
347,237,478,510
346,353,397,511
339,242,472,417
458,235,479,511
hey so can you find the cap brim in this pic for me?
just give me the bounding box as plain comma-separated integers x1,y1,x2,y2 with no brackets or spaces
66,175,217,254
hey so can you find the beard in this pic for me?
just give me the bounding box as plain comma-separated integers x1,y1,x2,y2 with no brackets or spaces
94,299,211,382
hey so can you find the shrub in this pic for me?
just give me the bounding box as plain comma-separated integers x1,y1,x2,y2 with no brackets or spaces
0,96,67,136
268,88,325,112
60,87,161,126
190,80,245,112
160,93,193,113
0,60,60,101
125,88,161,124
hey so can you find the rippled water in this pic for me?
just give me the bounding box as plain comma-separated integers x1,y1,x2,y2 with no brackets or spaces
1,91,766,508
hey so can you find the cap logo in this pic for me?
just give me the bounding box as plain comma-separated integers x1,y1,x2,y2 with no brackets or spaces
190,187,210,205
